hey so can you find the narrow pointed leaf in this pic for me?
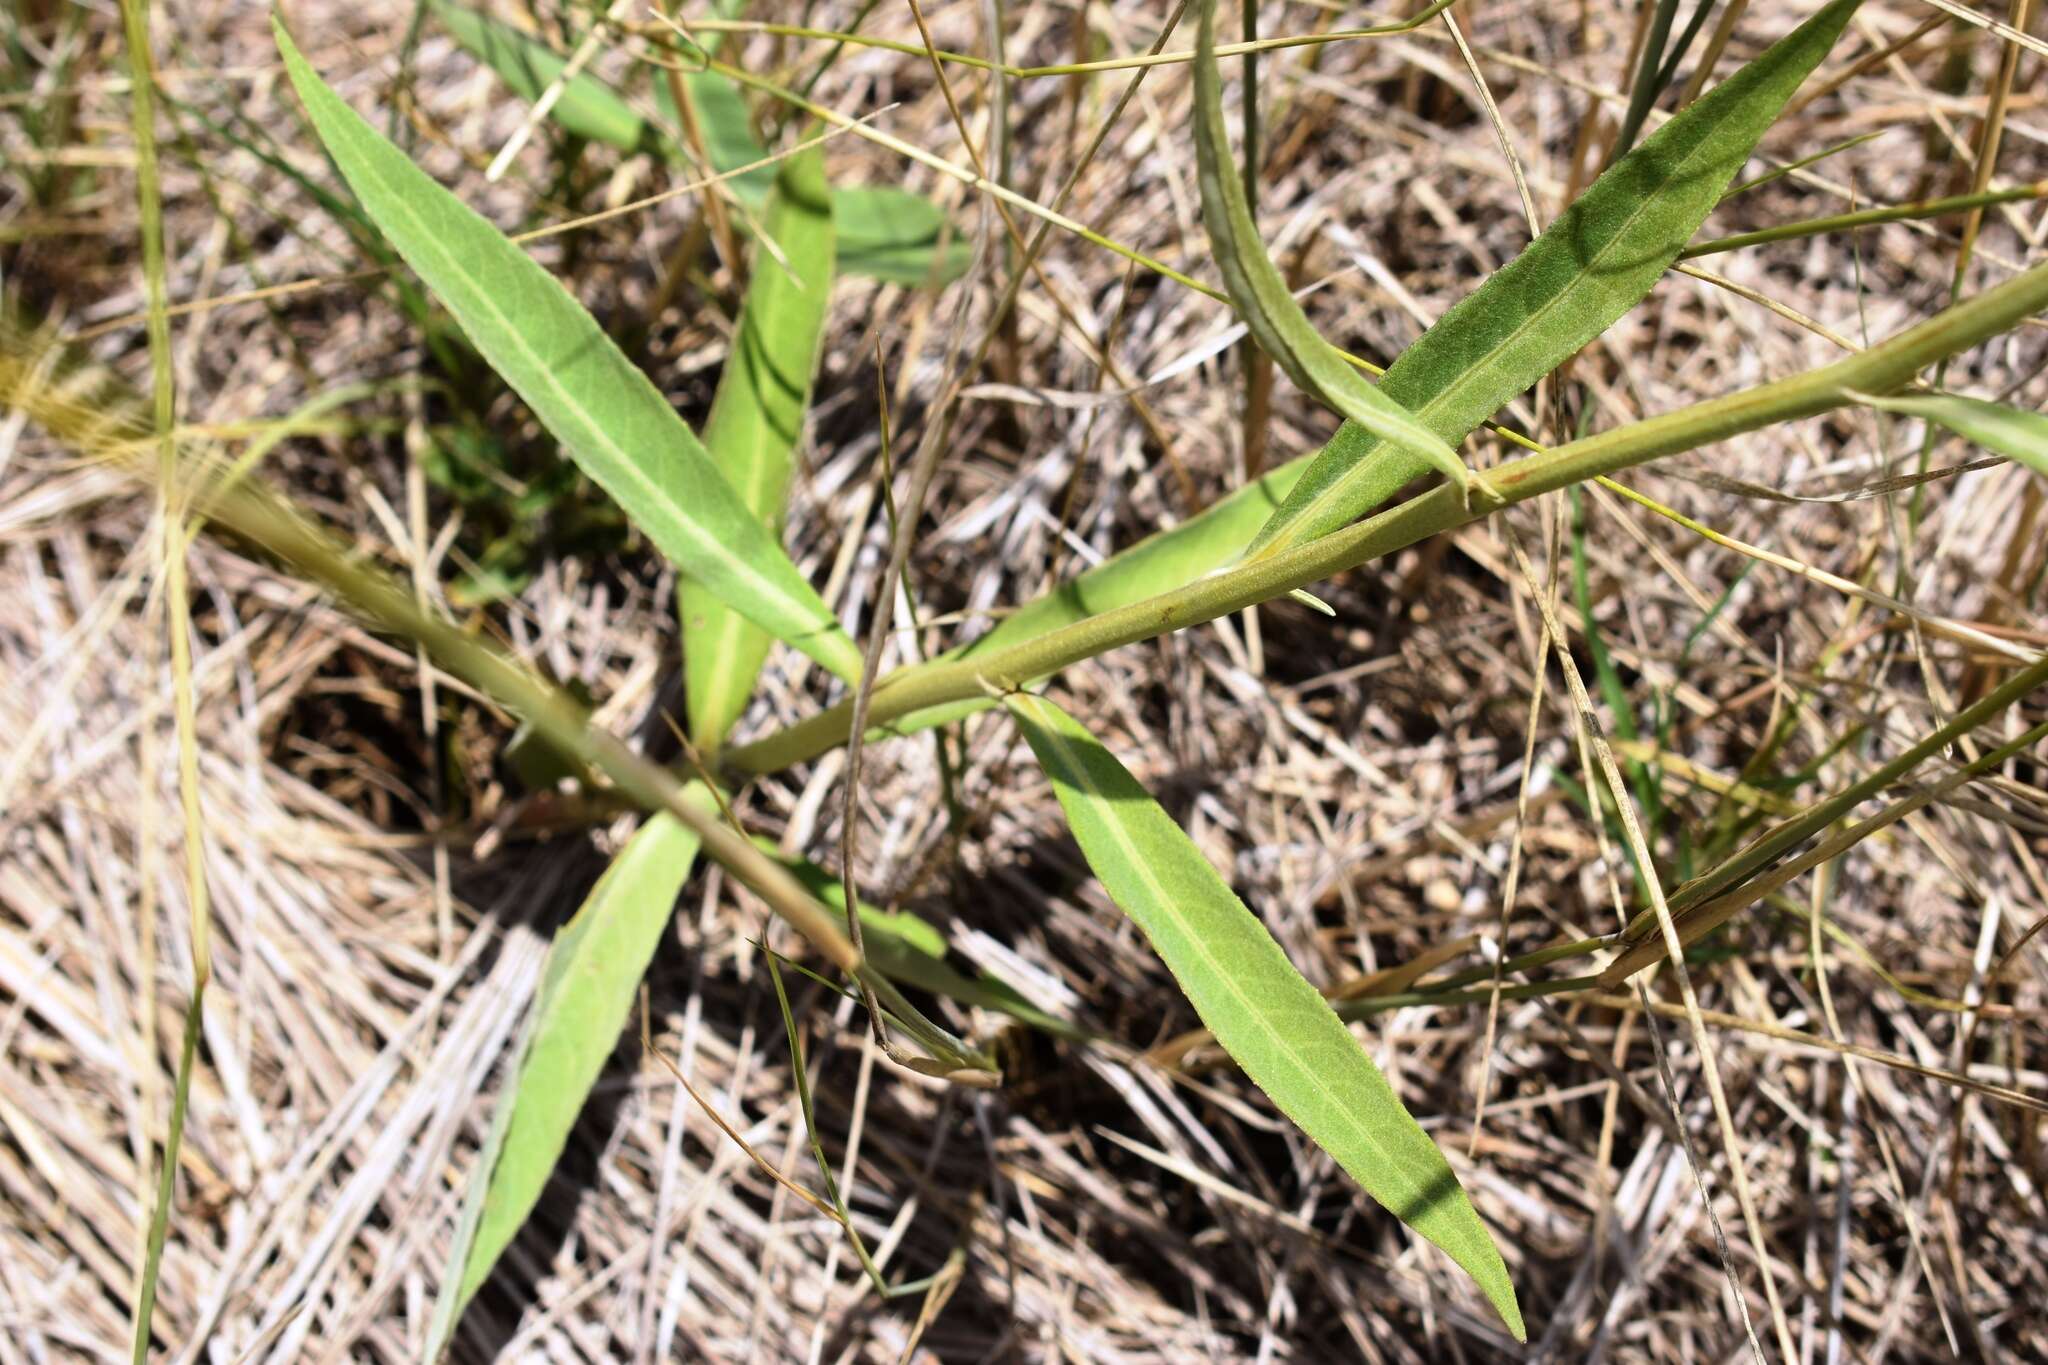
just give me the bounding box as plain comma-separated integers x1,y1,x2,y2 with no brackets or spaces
1191,0,1473,502
1004,693,1523,1339
276,23,864,683
429,801,710,1354
1243,0,1863,560
682,146,836,748
1856,391,2048,477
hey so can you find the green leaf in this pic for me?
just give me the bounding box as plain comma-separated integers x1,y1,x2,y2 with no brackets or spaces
681,145,836,749
429,801,710,1355
1190,0,1476,504
1242,0,1864,561
856,0,1865,741
1003,693,1523,1339
276,22,864,683
1855,391,2048,477
833,187,975,286
773,851,1090,1040
427,0,655,153
430,2,969,284
651,89,971,284
660,68,780,203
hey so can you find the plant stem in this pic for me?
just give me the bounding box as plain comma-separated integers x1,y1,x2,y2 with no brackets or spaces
187,477,985,1071
728,256,2048,776
1681,179,2048,259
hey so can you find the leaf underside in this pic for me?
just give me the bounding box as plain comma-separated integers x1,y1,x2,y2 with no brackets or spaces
1190,0,1472,499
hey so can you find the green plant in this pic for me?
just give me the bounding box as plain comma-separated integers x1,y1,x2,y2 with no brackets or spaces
46,2,2048,1353
428,0,975,285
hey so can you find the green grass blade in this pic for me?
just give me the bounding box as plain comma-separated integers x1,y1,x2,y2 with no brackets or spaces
1242,0,1863,561
427,0,655,153
682,145,836,749
1190,0,1473,503
428,802,710,1354
275,22,864,683
1854,391,2048,477
1003,692,1523,1339
131,991,202,1363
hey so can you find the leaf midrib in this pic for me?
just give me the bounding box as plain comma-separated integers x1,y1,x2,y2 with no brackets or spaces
1021,700,1420,1186
331,94,832,645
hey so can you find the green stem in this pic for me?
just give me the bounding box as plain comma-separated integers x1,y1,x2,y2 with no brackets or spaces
1681,179,2048,259
1334,975,1603,1021
728,257,2048,776
132,990,202,1364
191,479,984,1071
1614,0,1684,158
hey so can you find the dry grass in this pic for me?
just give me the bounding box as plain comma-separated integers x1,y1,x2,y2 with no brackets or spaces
3,0,2047,1359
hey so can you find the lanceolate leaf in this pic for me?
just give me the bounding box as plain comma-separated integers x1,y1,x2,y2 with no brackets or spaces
682,146,836,749
1191,0,1474,503
1242,0,1864,561
429,1,970,284
429,802,711,1354
277,23,864,683
1856,391,2048,477
1004,693,1523,1339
